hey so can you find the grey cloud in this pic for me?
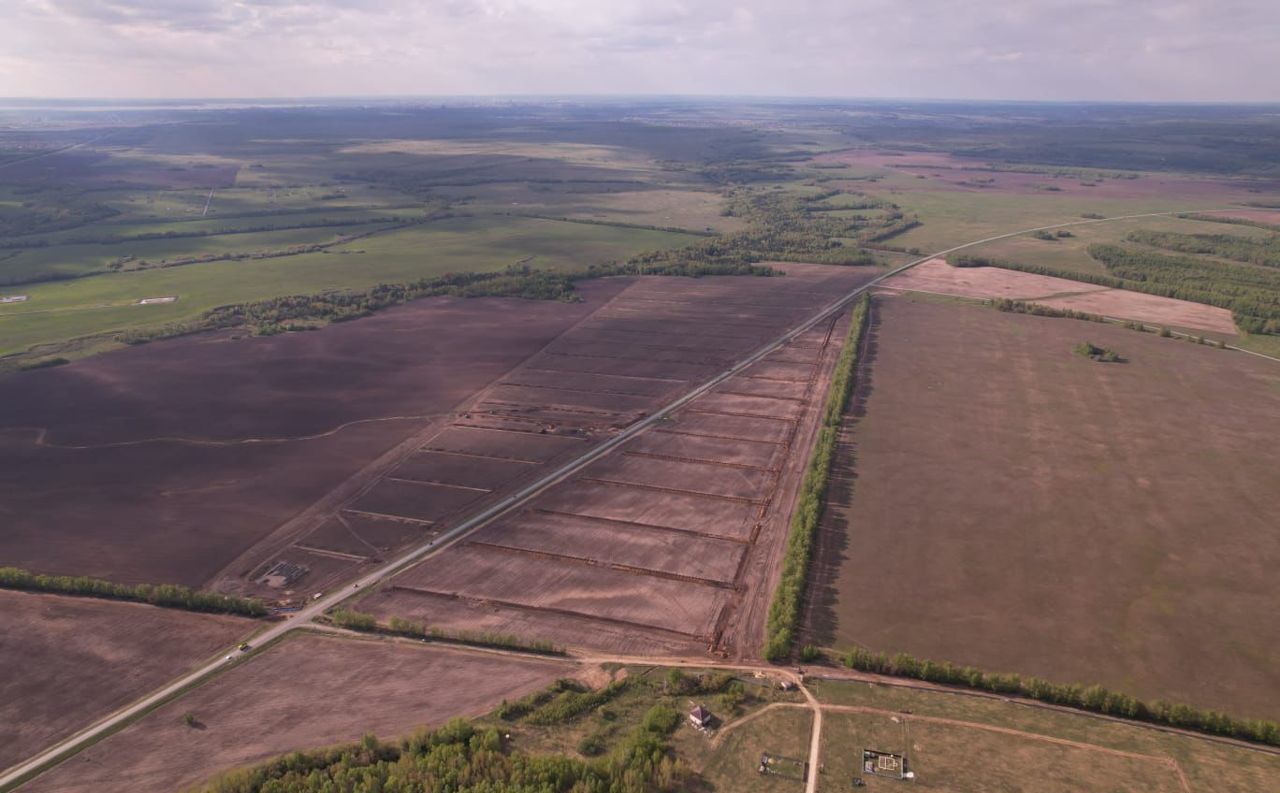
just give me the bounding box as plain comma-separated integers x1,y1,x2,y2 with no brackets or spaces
4,0,1279,100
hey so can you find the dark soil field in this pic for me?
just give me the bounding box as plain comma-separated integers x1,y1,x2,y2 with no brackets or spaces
362,265,876,657
805,295,1280,720
21,632,572,793
0,283,625,587
0,591,252,772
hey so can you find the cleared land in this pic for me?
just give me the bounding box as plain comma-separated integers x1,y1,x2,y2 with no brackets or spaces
20,632,571,793
357,263,877,658
805,295,1280,719
885,257,1238,335
0,282,624,587
0,590,252,771
806,676,1280,793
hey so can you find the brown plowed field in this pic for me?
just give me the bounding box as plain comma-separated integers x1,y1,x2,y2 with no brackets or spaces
0,591,252,771
0,283,625,587
392,451,539,490
392,545,731,634
364,264,878,657
806,295,1280,719
624,429,781,469
21,633,571,793
534,480,761,540
583,454,773,501
660,411,797,443
473,511,746,583
886,258,1238,335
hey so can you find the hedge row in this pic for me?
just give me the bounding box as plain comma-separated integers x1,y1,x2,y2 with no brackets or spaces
0,566,267,617
764,295,871,661
843,648,1280,747
328,609,566,656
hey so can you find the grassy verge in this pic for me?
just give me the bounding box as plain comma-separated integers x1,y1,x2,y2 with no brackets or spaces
764,294,870,662
329,608,567,656
0,566,266,617
842,648,1280,747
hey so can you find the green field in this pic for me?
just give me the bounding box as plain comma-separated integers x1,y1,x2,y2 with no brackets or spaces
0,215,698,356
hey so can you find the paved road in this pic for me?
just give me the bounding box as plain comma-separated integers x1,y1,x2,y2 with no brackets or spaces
0,206,1243,790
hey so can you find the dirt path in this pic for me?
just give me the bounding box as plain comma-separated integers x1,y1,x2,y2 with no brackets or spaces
819,703,1191,793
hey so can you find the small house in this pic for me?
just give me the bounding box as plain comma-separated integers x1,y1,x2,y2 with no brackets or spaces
689,704,713,729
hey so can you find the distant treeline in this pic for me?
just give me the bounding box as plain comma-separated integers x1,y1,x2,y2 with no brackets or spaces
843,647,1280,747
0,215,406,249
197,706,692,792
118,260,778,345
1178,213,1280,233
0,566,266,617
500,211,719,237
1127,229,1280,268
765,295,871,662
329,607,567,655
627,187,912,270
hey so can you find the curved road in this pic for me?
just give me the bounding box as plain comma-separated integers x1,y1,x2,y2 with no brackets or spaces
0,206,1245,790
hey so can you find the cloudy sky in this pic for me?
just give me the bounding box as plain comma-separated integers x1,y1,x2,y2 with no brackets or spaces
2,0,1277,101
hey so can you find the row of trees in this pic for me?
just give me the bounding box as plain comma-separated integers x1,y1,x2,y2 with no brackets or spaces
0,215,405,250
0,566,266,617
1127,229,1280,268
118,259,779,346
764,295,871,662
843,648,1280,747
198,707,693,792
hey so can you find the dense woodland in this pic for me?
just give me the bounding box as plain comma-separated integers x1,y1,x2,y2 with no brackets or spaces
1127,229,1280,268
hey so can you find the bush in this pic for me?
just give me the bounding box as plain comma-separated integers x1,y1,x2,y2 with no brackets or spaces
1074,341,1123,362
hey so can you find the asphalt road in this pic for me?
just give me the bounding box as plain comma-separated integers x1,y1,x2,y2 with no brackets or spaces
0,207,1242,790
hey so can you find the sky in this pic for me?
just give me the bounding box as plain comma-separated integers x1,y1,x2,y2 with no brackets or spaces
1,1,1278,102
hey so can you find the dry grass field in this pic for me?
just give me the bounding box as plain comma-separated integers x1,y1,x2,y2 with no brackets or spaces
807,677,1280,793
806,294,1280,720
21,632,573,793
0,591,252,771
885,258,1239,335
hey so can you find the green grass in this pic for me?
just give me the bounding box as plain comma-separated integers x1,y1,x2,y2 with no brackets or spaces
884,188,1239,254
0,215,698,356
806,678,1280,793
